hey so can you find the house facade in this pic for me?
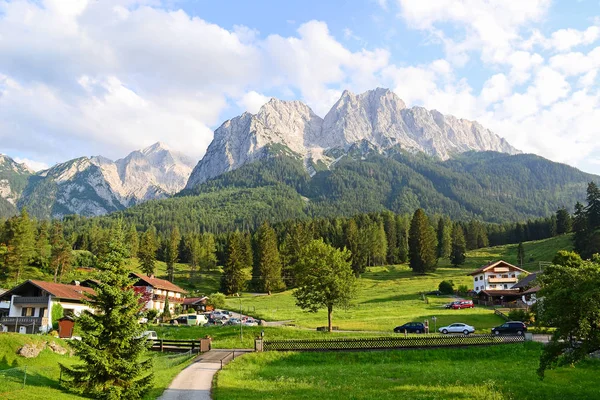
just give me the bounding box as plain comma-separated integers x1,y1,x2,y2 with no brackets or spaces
0,280,95,334
469,261,529,293
130,273,186,314
182,296,209,313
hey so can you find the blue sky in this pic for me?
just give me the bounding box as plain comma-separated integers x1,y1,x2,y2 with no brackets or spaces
0,0,599,175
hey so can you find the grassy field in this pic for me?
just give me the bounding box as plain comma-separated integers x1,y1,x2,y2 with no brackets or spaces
0,333,194,400
214,342,600,400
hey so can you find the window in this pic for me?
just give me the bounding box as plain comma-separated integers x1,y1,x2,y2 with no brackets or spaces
475,277,478,281
489,275,496,279
475,286,478,291
64,308,75,317
490,284,497,288
21,307,35,317
511,274,516,277
502,274,508,278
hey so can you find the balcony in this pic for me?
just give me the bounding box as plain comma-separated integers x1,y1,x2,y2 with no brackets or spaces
12,296,50,305
493,267,510,272
0,316,49,326
488,277,518,283
152,294,184,304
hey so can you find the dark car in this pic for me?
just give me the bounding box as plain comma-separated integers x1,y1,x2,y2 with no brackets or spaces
491,321,527,336
169,316,188,325
394,322,425,334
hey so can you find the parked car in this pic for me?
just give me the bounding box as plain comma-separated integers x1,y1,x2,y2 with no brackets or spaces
210,311,230,320
169,316,188,325
451,300,474,309
491,321,527,336
244,318,259,327
139,331,158,340
394,322,425,334
227,318,241,325
438,323,475,335
426,290,442,296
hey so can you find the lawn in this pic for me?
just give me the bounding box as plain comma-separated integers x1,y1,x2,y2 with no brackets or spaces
0,333,194,400
214,343,600,400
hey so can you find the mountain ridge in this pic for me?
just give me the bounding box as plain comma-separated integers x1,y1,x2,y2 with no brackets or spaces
185,88,520,189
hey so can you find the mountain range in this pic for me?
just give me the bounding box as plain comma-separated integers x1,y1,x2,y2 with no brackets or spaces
0,88,595,223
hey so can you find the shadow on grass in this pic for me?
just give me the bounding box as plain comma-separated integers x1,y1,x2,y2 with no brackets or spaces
361,294,418,304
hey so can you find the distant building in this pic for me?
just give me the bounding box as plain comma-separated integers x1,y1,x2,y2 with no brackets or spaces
0,280,95,334
511,272,541,306
182,296,209,313
469,260,529,293
130,273,187,314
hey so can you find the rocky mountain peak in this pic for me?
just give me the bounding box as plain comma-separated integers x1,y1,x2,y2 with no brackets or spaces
185,87,519,189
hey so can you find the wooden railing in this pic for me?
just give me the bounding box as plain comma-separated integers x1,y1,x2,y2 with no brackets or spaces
0,316,49,326
262,334,525,352
12,296,50,304
152,294,184,304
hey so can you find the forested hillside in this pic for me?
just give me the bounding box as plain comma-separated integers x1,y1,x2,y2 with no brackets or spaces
120,151,595,232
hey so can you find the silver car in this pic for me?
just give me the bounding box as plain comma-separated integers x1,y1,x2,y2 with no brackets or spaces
438,323,475,335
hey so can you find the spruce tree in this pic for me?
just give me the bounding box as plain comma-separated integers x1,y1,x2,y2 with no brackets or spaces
138,228,158,277
34,221,51,272
281,223,312,286
573,201,589,256
50,222,72,283
450,224,467,267
344,218,364,276
382,212,398,264
165,227,180,282
408,209,438,273
200,233,218,271
436,217,452,259
586,182,600,230
253,222,284,293
517,242,525,266
61,220,153,399
5,209,35,283
126,224,139,258
220,232,248,295
187,234,201,280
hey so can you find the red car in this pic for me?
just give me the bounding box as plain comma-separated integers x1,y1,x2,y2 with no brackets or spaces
451,300,474,309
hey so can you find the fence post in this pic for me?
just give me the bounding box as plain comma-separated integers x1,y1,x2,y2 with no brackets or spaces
191,341,195,353
23,366,27,388
160,339,164,352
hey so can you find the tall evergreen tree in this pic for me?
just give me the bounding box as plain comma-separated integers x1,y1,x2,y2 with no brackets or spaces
252,222,284,293
573,201,589,256
5,209,35,283
50,222,72,283
186,234,202,281
61,220,153,399
165,227,180,282
344,218,364,276
396,215,409,263
517,242,525,266
220,232,249,295
138,228,158,277
281,223,312,286
34,221,51,272
408,209,438,273
450,224,467,267
199,233,218,271
382,211,398,264
586,182,600,230
126,224,139,258
436,217,452,259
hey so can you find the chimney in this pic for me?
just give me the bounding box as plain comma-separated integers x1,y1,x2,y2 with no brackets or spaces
150,274,155,279
74,281,80,286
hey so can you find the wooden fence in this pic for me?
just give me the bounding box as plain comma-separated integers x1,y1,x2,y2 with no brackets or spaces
149,338,211,353
262,334,524,352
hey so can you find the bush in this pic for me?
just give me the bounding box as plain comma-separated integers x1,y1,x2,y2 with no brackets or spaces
457,284,469,293
51,303,64,329
438,280,455,295
145,309,159,322
207,292,226,310
508,309,534,324
188,308,196,314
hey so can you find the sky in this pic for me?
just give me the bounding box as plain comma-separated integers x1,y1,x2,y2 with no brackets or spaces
1,0,600,174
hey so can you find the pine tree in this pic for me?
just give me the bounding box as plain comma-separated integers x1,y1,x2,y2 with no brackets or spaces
187,234,201,281
60,220,153,399
573,201,589,256
396,215,409,263
280,223,312,286
344,218,364,276
220,232,249,295
408,209,438,273
50,222,72,283
162,297,171,322
253,222,284,293
138,228,158,277
450,224,467,267
199,233,217,271
5,210,35,283
517,242,525,266
382,212,398,264
34,221,52,272
126,224,139,258
436,217,452,259
586,182,600,230
165,227,180,282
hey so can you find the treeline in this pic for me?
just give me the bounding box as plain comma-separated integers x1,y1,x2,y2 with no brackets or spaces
0,203,574,289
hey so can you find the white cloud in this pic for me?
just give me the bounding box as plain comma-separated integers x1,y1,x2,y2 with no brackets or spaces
13,157,49,172
237,91,269,114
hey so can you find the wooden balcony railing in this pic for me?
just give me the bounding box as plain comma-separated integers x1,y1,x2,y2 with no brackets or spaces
152,294,184,304
0,316,49,326
12,296,50,305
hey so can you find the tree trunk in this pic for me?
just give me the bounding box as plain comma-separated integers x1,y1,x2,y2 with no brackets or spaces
328,305,333,332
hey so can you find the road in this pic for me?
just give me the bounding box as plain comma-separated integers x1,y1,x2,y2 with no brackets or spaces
158,349,251,400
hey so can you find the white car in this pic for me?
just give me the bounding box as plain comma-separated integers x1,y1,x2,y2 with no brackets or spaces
438,323,475,335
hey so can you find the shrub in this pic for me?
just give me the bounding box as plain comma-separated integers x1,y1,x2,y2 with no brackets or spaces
457,284,469,293
188,308,196,314
438,280,455,295
508,309,534,324
145,308,159,322
207,292,226,310
51,303,64,329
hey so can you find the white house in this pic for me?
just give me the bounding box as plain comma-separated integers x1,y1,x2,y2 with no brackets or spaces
0,280,95,334
130,273,186,314
469,260,529,293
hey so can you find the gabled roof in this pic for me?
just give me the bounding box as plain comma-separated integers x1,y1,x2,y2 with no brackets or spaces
183,297,208,305
478,289,521,297
130,273,187,294
468,260,529,276
511,272,540,290
522,286,541,295
0,280,95,302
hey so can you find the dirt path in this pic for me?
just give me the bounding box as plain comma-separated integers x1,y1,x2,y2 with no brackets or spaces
158,349,252,400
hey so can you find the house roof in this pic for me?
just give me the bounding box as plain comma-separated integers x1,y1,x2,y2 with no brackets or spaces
0,280,95,302
130,273,187,294
183,297,208,305
511,272,540,289
522,286,541,295
468,260,529,276
478,289,521,297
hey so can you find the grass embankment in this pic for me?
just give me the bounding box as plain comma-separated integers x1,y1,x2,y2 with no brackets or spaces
214,342,600,400
0,333,193,400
